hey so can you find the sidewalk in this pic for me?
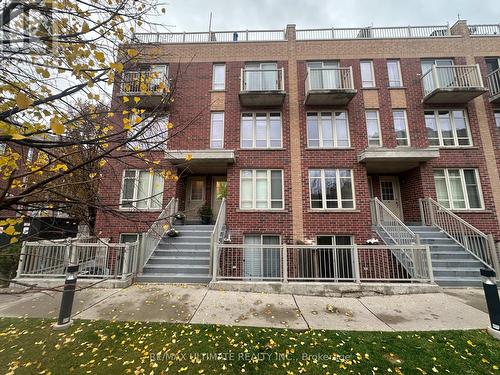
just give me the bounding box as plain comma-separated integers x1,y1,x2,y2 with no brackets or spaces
0,284,490,331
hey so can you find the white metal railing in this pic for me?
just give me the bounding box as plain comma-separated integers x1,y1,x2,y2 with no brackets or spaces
140,197,178,270
120,71,169,95
419,197,500,272
214,244,433,283
240,68,285,92
210,198,226,280
132,30,286,44
487,68,500,99
296,25,450,40
469,24,500,36
305,67,354,92
421,64,485,97
16,238,139,280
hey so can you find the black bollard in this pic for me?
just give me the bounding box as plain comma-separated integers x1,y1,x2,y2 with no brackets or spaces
53,265,79,330
480,268,500,340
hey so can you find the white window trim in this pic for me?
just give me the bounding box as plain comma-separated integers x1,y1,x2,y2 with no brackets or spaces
425,109,473,147
210,112,224,149
365,110,382,147
244,234,282,244
212,63,226,90
306,111,351,149
360,60,375,88
494,111,500,129
434,168,484,210
240,112,283,149
239,169,284,210
387,60,403,87
119,233,141,243
393,110,410,147
309,169,356,210
119,169,164,211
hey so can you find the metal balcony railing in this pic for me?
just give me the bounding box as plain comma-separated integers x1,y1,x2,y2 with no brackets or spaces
469,24,500,36
120,71,169,95
487,68,500,99
132,30,286,44
240,68,285,92
305,67,354,92
421,64,485,97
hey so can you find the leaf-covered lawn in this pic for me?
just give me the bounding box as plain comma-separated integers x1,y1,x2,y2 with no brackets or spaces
0,318,498,374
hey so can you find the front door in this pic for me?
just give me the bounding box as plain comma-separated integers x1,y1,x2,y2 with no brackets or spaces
379,176,403,220
211,177,227,219
186,177,205,221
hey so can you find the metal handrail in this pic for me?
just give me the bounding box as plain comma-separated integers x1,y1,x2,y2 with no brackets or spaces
240,68,285,92
305,66,354,92
419,197,499,271
421,64,485,97
487,68,500,98
210,198,226,280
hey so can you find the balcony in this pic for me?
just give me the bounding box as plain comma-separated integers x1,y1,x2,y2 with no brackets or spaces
305,67,356,105
239,68,286,107
119,71,170,108
165,150,235,174
487,68,500,104
358,147,440,173
421,65,487,104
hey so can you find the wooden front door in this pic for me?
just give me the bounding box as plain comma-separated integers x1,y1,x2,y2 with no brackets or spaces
379,176,403,220
185,177,206,221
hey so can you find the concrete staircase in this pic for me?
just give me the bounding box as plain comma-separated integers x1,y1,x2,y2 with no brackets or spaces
136,224,213,284
407,225,484,287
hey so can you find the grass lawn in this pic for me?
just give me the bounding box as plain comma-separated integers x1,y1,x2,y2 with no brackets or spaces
0,318,499,374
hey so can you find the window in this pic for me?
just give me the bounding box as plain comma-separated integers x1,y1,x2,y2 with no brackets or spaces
240,169,283,209
433,169,483,210
0,142,6,154
421,59,453,74
393,110,409,146
307,112,349,148
495,111,500,135
365,110,381,146
243,235,281,280
120,170,164,210
424,110,471,147
212,63,226,90
128,113,168,150
210,112,224,149
307,61,340,89
119,233,140,244
485,58,500,74
244,62,278,91
360,60,375,88
241,113,282,148
26,148,34,162
309,169,354,209
387,60,402,87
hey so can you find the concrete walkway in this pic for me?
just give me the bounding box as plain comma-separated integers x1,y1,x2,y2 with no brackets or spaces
0,284,491,331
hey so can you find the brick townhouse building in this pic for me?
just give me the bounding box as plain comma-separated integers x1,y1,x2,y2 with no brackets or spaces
94,20,500,286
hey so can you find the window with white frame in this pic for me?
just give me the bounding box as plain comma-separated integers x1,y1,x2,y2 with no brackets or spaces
120,170,164,210
210,112,224,149
393,110,409,146
240,169,283,209
495,111,500,135
365,110,381,146
241,113,282,148
309,169,354,209
119,233,141,243
307,61,340,90
424,110,471,147
360,60,375,88
0,142,6,154
307,112,350,148
433,168,483,210
486,58,500,74
212,63,226,90
243,234,281,280
387,60,402,87
128,113,168,150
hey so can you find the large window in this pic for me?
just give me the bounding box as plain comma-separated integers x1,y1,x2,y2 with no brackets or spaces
393,110,409,146
495,111,500,135
240,170,283,210
360,60,375,88
212,63,226,90
243,235,281,280
387,60,402,87
307,112,349,148
128,113,168,150
365,110,381,146
433,169,483,210
120,170,164,210
309,169,354,209
425,110,471,147
244,62,278,91
210,112,224,149
241,113,282,148
486,57,500,74
307,61,340,90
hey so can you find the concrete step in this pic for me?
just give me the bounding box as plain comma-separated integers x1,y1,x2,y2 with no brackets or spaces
418,237,456,244
434,277,482,287
136,274,212,284
142,264,209,274
156,242,211,250
153,249,210,257
148,256,210,266
428,244,465,251
431,251,477,260
432,267,481,278
160,236,211,244
432,259,484,268
174,224,214,230
169,230,213,237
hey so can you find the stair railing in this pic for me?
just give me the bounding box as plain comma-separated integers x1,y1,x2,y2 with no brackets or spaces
419,197,499,272
210,198,226,281
139,197,178,272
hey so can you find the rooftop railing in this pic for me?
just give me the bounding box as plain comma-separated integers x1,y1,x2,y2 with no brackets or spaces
469,24,500,36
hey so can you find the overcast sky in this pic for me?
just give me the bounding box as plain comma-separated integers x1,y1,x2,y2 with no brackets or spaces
152,0,500,32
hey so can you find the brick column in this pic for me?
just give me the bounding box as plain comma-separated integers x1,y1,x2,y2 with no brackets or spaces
285,24,304,241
